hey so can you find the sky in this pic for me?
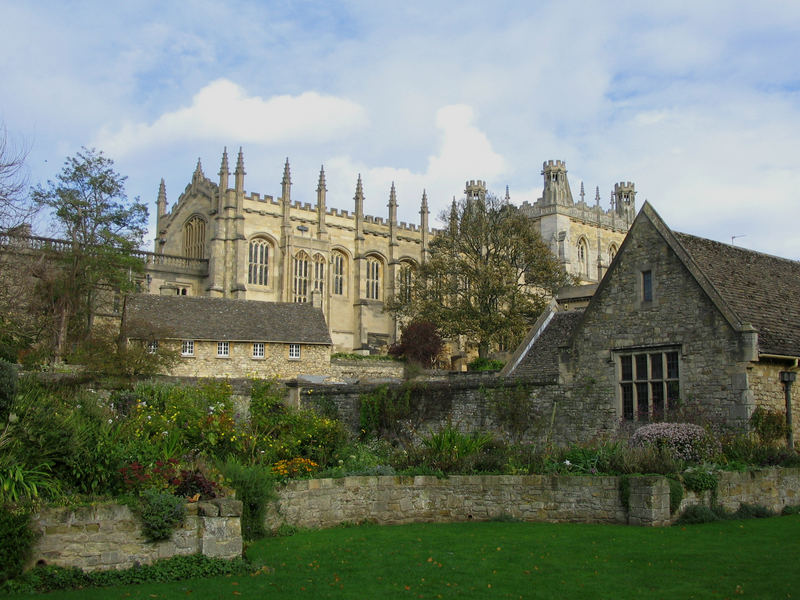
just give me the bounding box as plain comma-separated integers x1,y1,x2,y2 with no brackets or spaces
1,0,799,258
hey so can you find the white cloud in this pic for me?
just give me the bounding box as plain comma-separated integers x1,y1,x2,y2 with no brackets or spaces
93,79,368,156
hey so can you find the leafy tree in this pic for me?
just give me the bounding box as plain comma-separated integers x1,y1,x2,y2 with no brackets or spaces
389,193,568,358
31,148,148,361
388,320,444,368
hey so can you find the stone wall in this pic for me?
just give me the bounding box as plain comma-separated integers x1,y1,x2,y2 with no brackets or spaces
265,468,800,531
679,468,800,514
748,360,800,440
329,358,405,382
294,374,575,444
31,498,243,572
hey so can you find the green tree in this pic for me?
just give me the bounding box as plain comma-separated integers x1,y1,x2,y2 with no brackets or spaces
31,148,148,361
389,193,568,358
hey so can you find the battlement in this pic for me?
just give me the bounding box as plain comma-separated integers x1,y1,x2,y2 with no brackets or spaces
542,159,567,170
614,182,635,191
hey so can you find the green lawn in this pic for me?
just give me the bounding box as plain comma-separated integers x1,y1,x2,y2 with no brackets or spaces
18,516,800,599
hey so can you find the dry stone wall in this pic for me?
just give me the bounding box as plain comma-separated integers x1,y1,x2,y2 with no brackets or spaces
31,499,243,572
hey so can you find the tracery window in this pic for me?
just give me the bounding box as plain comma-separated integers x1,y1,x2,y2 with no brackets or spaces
313,254,325,293
293,251,310,303
366,256,381,300
183,216,206,259
398,262,414,303
332,251,346,296
248,238,271,286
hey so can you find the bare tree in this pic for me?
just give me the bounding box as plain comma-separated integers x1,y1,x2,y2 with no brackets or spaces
0,123,34,230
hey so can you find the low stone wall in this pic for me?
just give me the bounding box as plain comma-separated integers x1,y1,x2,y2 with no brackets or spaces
330,358,405,382
679,468,800,514
31,498,243,572
266,468,800,531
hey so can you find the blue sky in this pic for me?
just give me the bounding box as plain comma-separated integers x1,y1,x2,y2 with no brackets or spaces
2,0,799,258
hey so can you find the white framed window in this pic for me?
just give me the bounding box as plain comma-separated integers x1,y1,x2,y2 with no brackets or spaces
181,340,194,356
618,349,680,421
217,341,230,357
253,342,265,358
146,340,158,354
366,257,381,300
248,238,270,286
288,343,301,359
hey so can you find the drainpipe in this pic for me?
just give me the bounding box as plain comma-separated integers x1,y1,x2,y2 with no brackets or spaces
779,371,797,450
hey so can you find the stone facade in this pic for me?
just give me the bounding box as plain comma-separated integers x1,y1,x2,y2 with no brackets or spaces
505,202,800,439
146,153,634,353
163,339,331,379
31,499,243,572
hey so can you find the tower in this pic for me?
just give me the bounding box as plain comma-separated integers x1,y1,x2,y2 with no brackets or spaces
613,182,636,223
464,179,486,202
541,160,573,206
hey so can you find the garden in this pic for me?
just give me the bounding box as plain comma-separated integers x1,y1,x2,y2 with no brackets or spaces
1,357,799,594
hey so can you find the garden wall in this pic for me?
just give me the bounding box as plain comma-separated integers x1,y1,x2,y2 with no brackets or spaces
266,468,800,531
30,498,243,572
293,374,577,444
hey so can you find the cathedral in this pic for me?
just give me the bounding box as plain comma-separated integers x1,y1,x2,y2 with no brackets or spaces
145,149,635,354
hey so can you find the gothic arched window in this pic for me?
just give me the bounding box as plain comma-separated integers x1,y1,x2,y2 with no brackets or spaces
293,251,310,303
577,238,589,278
366,256,381,300
332,251,347,296
313,254,325,294
398,261,415,303
248,238,271,286
182,216,206,259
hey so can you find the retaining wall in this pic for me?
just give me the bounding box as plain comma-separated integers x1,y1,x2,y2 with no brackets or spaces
31,498,243,572
266,468,800,531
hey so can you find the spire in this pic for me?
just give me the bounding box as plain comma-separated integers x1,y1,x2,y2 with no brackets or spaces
388,182,397,210
505,185,510,201
157,178,167,217
234,146,245,193
595,186,600,206
316,165,328,238
354,174,364,240
192,157,204,183
354,174,364,205
219,147,229,177
282,157,291,185
580,181,585,204
448,196,458,237
316,165,327,193
420,189,429,214
281,158,292,210
420,189,430,258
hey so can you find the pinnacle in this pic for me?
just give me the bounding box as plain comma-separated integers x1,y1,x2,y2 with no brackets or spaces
235,146,245,174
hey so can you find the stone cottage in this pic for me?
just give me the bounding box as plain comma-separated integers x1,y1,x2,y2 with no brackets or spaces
502,202,800,440
123,294,332,379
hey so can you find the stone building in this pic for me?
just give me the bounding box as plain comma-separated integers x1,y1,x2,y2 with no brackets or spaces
145,150,634,353
520,160,634,283
123,294,332,379
503,202,800,439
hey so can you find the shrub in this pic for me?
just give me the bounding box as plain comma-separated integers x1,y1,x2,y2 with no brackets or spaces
137,489,186,542
0,359,18,421
0,554,255,594
667,476,684,514
175,469,217,500
387,321,444,368
219,459,274,541
681,466,718,493
676,504,724,525
467,357,505,372
733,503,775,519
629,422,720,463
417,425,494,473
749,406,788,445
781,505,800,515
0,506,36,583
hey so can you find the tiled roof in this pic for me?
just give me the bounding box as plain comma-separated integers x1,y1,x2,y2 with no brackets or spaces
124,294,331,345
507,310,584,382
674,233,800,357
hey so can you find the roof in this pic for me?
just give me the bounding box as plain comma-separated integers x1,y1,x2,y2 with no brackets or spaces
673,232,800,357
124,294,332,345
501,307,583,381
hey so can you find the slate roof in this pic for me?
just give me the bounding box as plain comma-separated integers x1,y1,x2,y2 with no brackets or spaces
673,232,800,357
502,309,584,382
124,294,332,345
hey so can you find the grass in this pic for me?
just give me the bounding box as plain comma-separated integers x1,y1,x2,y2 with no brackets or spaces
11,517,800,599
